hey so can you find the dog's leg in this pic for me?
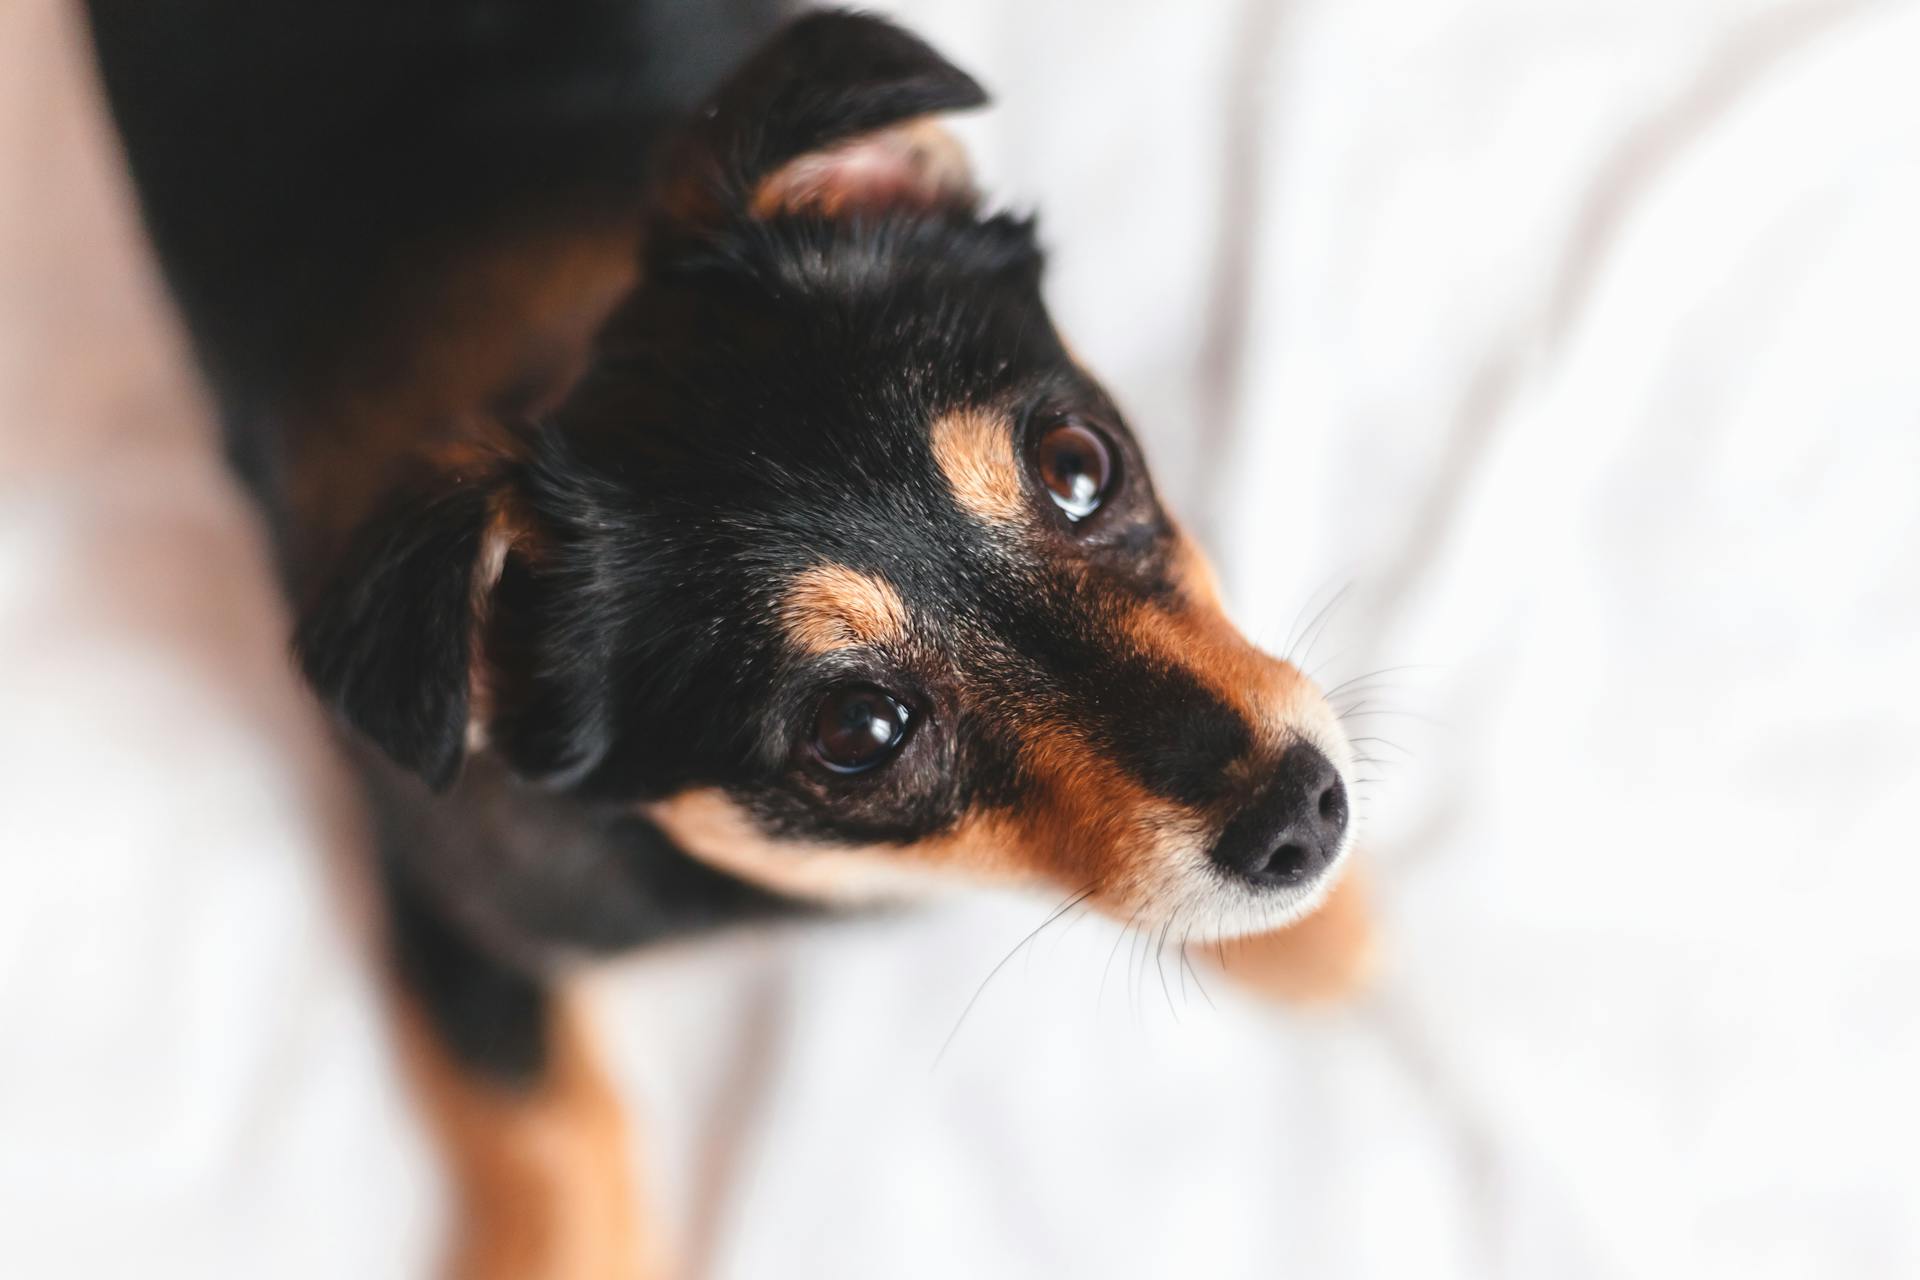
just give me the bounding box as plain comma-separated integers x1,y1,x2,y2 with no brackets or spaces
1215,859,1378,1004
387,872,654,1280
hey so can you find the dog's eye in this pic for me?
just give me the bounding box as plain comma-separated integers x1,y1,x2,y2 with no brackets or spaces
1034,419,1116,521
811,684,913,773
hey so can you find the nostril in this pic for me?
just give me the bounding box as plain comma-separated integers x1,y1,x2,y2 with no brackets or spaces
1318,777,1348,829
1257,840,1317,885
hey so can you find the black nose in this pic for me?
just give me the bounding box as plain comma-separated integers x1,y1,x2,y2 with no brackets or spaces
1209,743,1349,888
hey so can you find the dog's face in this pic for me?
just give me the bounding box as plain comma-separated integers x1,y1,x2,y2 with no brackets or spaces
299,14,1354,941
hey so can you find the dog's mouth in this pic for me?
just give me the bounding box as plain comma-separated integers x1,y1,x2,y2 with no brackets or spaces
1147,776,1360,941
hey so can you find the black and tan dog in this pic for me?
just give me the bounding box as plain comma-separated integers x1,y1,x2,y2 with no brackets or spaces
87,4,1375,1274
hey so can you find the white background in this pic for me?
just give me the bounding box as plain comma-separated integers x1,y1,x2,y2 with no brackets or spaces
3,0,1917,1275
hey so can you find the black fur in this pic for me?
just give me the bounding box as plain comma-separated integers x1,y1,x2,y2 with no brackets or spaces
482,212,1233,837
85,0,789,421
658,8,987,229
293,466,496,790
365,750,807,958
383,850,552,1085
88,5,1275,1082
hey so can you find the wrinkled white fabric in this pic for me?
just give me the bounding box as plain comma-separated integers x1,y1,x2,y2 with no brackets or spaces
3,1,1915,1276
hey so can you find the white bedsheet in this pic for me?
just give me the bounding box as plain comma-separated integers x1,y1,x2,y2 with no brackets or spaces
3,0,1916,1275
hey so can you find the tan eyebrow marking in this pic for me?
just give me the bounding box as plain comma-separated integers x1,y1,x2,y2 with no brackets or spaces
780,564,910,656
930,408,1026,525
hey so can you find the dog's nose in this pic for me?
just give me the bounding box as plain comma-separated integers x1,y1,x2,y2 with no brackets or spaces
1209,743,1349,887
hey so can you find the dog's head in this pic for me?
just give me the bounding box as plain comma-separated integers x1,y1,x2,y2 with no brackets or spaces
298,13,1354,940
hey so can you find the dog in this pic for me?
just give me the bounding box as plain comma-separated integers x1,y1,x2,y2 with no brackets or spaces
86,4,1376,1274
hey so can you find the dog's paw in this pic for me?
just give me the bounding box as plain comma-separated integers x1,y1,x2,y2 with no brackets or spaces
1214,861,1378,1005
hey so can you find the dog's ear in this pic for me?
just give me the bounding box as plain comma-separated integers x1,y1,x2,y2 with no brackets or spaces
293,463,517,791
657,10,988,229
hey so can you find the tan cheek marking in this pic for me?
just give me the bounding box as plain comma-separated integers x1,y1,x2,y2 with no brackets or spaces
394,987,658,1279
645,789,1033,905
930,408,1028,526
1002,719,1207,913
779,564,910,657
647,731,1216,928
650,771,1196,928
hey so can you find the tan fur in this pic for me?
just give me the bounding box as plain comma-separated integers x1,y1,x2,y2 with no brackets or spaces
780,564,912,656
1215,860,1377,1003
11,13,654,1271
1169,523,1228,614
645,787,1011,902
394,989,657,1280
16,12,1373,1277
663,527,1355,934
1006,716,1207,906
464,489,541,754
670,498,1355,939
751,117,973,219
929,407,1027,526
646,726,1200,924
1123,598,1320,745
1124,540,1350,767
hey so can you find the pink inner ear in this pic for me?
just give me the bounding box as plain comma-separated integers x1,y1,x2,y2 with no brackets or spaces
751,118,974,218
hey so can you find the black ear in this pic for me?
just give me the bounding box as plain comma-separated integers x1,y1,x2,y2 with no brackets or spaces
294,469,502,791
658,10,988,226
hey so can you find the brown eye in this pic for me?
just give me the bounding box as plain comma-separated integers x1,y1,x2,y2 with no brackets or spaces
812,684,912,773
1034,419,1115,521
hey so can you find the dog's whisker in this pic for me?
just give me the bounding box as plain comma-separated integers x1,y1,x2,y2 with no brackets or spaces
1131,915,1153,1025
1155,918,1180,1023
1167,921,1182,1013
1279,579,1343,661
1041,895,1098,967
1121,909,1152,1020
1305,646,1365,685
934,881,1098,1070
1099,904,1147,1014
1319,664,1435,699
1329,686,1423,713
1286,580,1353,668
1180,930,1218,1012
1340,708,1442,727
1323,681,1412,705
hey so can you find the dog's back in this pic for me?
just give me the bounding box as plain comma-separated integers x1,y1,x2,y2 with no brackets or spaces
86,0,784,557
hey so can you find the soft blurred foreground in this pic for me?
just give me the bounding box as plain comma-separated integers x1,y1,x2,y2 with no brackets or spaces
2,0,1916,1276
